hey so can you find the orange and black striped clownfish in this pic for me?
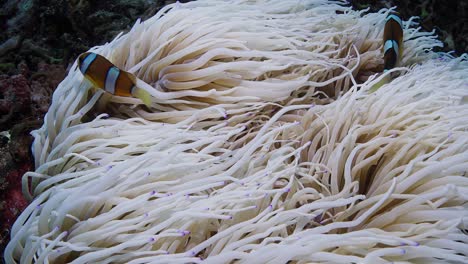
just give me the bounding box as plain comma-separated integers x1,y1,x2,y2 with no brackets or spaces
78,52,152,106
369,13,404,93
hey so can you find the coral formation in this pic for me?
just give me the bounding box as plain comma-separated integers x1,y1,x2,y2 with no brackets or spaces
0,74,30,123
0,62,65,130
0,163,29,249
0,62,65,252
0,124,31,254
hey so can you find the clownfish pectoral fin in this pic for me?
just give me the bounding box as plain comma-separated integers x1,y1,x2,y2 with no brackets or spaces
132,87,152,107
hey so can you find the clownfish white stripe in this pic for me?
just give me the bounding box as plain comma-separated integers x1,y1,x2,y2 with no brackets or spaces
105,66,120,94
80,53,97,74
384,40,399,55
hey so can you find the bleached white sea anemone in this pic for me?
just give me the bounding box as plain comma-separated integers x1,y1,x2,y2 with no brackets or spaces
4,0,468,263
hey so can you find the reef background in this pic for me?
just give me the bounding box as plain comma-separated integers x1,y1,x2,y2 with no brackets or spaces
0,0,466,258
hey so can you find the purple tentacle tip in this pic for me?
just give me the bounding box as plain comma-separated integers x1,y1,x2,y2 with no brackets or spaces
144,172,150,177
401,249,406,254
150,190,156,195
284,187,291,193
149,237,155,242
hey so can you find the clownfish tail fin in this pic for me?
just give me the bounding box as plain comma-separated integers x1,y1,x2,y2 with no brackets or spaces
128,74,152,107
132,87,152,107
369,74,391,93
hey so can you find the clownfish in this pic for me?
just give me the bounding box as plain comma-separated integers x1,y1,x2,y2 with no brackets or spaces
78,52,152,106
383,13,403,71
369,13,404,93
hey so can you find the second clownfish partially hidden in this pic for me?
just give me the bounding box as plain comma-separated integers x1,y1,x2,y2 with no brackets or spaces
383,13,403,71
369,13,404,93
78,52,152,106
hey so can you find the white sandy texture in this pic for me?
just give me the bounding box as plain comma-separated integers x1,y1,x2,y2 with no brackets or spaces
4,0,468,263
